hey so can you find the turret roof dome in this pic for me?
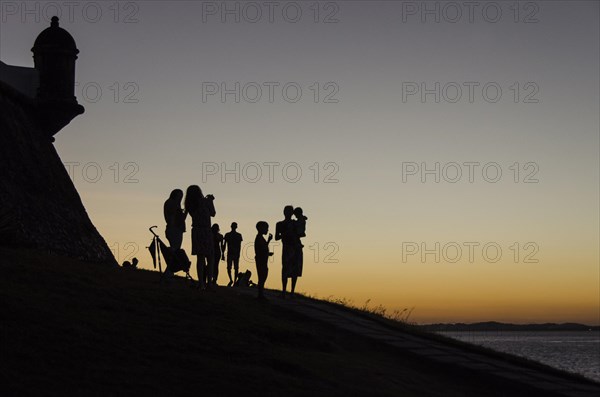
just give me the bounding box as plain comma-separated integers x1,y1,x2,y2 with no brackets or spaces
33,17,78,53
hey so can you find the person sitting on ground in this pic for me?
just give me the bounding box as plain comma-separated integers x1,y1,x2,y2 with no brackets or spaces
122,257,139,269
254,221,273,300
235,270,254,288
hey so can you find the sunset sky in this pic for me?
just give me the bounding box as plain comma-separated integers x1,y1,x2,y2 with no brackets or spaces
1,1,598,324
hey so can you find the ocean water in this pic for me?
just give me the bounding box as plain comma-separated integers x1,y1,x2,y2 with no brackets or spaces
440,331,600,382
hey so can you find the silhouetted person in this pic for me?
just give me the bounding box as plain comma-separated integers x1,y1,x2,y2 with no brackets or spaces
163,189,186,280
211,223,224,285
275,205,297,298
164,189,186,250
290,207,307,294
184,185,216,290
293,207,307,246
223,222,243,287
254,221,273,300
235,270,254,287
122,257,139,269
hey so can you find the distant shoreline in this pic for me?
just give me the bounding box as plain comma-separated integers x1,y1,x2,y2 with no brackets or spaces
422,322,600,332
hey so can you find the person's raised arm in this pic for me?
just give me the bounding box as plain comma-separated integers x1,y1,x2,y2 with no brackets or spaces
206,195,216,217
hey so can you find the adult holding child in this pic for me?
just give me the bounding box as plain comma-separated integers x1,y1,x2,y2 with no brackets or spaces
276,205,299,298
184,185,216,290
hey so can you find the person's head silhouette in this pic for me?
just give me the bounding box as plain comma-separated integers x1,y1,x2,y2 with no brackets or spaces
212,223,220,233
184,185,203,212
283,205,294,219
169,189,183,203
293,207,307,220
231,222,238,231
256,221,269,235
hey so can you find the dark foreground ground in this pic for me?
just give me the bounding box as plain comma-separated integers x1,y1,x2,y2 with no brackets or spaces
0,247,591,396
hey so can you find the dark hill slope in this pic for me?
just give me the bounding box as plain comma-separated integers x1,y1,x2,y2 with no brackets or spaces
0,247,563,396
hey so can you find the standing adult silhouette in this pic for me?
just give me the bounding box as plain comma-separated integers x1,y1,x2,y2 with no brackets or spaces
211,223,224,285
163,189,186,280
164,189,186,250
223,222,243,287
184,185,216,290
275,205,297,298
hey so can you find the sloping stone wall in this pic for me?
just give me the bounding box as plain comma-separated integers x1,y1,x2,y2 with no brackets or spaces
0,81,116,265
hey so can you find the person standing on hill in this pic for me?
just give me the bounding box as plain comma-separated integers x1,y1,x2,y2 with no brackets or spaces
164,189,186,250
275,205,297,298
211,223,224,285
184,185,216,290
163,189,186,280
223,222,243,287
254,221,273,300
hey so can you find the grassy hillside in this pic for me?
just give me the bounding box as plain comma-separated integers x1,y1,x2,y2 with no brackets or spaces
0,247,572,396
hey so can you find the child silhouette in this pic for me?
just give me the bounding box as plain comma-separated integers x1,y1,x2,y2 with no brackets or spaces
254,221,273,300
